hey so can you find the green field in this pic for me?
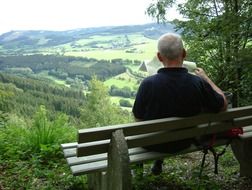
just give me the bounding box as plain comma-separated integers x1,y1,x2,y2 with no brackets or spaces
110,96,135,106
37,71,70,87
2,32,154,110
45,34,157,61
65,49,154,61
104,72,139,91
36,70,140,108
104,71,141,108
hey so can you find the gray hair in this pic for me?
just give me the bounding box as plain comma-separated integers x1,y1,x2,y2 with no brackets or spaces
157,33,184,60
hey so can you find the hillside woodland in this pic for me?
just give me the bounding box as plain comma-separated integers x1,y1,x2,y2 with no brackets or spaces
0,3,252,188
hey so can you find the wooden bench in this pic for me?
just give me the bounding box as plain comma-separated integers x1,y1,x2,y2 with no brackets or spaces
61,105,252,190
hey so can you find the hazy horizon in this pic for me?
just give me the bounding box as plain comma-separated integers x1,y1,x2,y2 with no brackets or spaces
0,22,157,34
0,0,181,35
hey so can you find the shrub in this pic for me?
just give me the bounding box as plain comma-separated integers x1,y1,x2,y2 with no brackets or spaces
0,114,27,159
119,99,132,107
26,105,76,153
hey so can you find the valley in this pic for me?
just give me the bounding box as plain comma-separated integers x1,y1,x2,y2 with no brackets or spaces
0,23,174,111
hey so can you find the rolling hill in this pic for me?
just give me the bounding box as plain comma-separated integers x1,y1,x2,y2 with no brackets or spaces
0,22,176,110
0,23,175,57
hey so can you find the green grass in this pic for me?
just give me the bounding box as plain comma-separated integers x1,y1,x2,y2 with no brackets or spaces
41,33,156,61
132,149,245,190
104,72,139,90
1,104,250,190
37,71,70,87
104,71,139,109
65,49,155,61
3,33,156,62
110,96,134,112
110,96,135,105
0,108,84,190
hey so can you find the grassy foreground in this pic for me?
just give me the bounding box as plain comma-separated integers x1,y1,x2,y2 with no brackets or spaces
1,109,251,190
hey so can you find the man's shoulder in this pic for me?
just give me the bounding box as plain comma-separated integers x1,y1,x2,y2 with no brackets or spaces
141,72,204,85
186,73,205,83
142,74,158,84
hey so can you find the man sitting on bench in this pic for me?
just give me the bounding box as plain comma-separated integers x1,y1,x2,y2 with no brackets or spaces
132,33,228,175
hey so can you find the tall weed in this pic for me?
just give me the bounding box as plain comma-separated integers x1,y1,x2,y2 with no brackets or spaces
26,105,76,153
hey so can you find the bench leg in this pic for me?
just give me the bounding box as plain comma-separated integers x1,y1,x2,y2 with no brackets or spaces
87,172,107,190
231,138,252,177
107,129,132,190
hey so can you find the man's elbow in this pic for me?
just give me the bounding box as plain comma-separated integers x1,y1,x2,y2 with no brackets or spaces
221,97,228,111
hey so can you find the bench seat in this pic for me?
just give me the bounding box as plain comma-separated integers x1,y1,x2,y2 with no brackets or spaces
62,138,233,176
61,106,252,190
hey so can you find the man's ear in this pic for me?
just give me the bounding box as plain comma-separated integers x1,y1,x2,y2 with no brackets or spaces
157,52,163,62
182,49,186,59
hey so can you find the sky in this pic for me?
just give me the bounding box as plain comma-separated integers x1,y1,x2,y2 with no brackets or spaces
0,0,181,35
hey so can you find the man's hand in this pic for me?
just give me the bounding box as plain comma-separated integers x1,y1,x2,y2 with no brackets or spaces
195,68,209,81
195,67,228,111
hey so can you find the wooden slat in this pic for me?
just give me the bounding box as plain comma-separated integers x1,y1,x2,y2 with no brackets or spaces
63,148,76,158
78,106,252,143
64,106,252,176
235,116,252,127
68,147,147,166
71,160,107,176
240,131,252,139
77,140,109,157
71,139,228,176
243,125,252,132
77,116,252,156
129,116,252,148
129,138,229,164
61,142,77,149
67,153,107,166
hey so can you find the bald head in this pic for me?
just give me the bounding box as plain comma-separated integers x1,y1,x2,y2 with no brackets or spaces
157,33,184,61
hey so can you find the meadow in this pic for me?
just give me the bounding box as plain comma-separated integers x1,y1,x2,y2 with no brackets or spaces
31,33,157,108
43,34,157,61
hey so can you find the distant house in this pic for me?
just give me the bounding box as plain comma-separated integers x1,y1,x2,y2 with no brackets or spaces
139,56,162,75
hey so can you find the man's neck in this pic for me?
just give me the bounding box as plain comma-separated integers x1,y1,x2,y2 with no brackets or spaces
163,60,183,68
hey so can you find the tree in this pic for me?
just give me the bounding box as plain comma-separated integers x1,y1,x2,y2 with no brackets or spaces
80,77,132,128
147,0,252,106
119,99,132,107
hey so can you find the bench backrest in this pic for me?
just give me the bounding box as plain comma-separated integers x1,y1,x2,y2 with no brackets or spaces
77,106,252,157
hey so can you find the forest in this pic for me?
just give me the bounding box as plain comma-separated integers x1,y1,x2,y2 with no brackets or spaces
0,0,252,189
0,55,126,80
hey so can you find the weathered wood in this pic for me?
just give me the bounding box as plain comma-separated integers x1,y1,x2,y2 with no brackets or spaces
71,160,107,176
243,125,252,132
77,140,110,157
77,115,252,156
66,147,147,166
232,137,252,176
240,131,252,139
127,116,252,148
63,148,76,157
107,130,132,190
78,106,252,143
87,172,107,190
67,153,107,166
68,139,229,176
61,106,252,180
61,142,77,149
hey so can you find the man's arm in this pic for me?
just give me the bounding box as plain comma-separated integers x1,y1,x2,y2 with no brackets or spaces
195,68,228,111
